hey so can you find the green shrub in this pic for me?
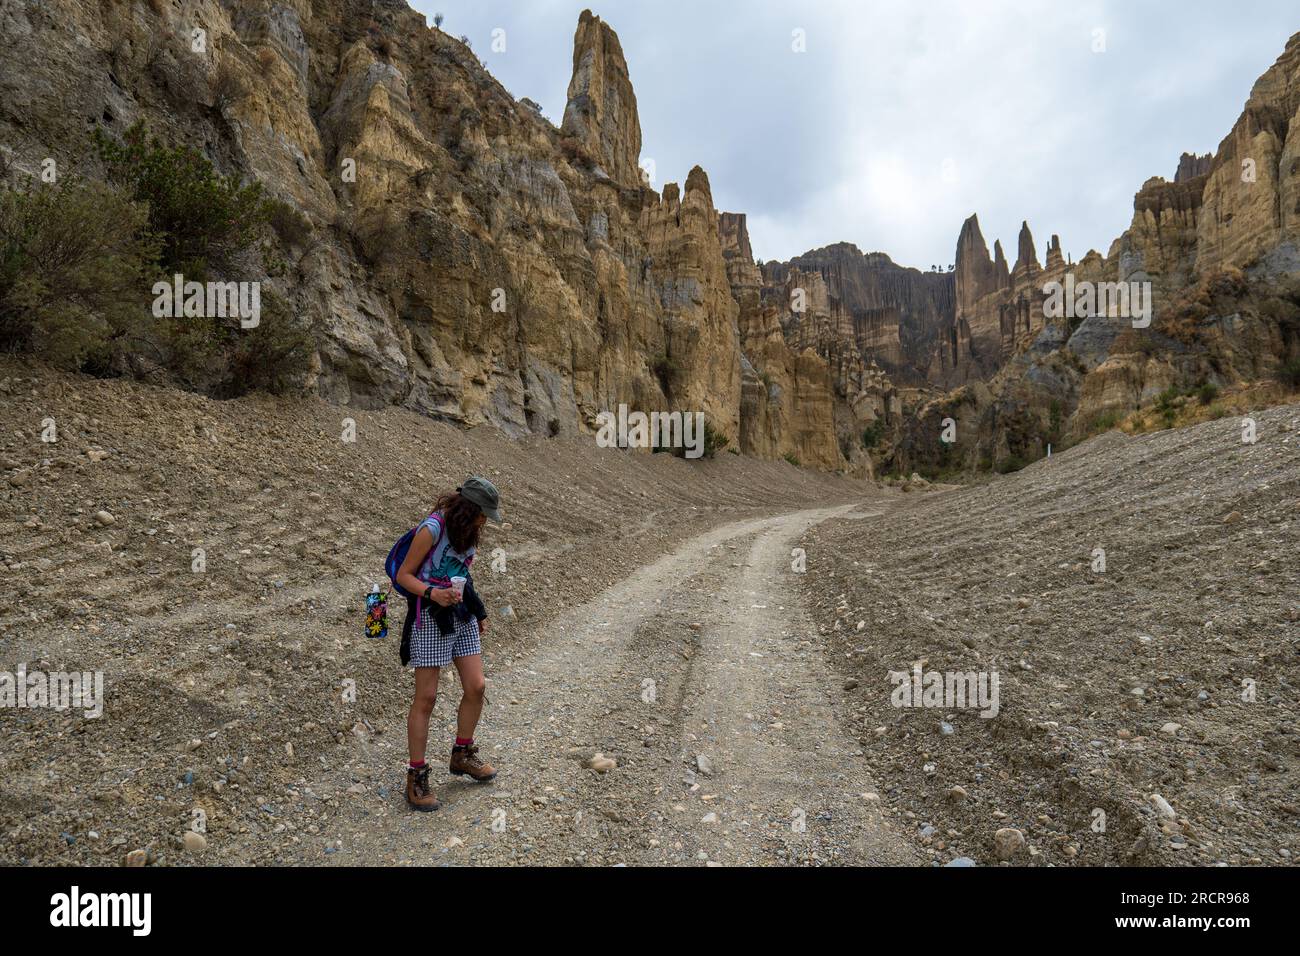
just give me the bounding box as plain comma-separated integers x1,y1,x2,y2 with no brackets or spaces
697,421,730,459
651,352,681,392
0,178,158,369
90,123,313,394
1090,410,1121,433
267,200,314,250
1133,335,1160,357
217,291,315,397
3,135,313,396
783,451,800,467
1154,385,1183,412
1196,381,1219,405
861,419,886,448
1048,399,1064,442
94,121,274,278
1280,357,1300,388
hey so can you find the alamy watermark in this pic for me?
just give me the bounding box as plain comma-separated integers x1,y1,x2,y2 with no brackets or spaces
152,274,261,328
889,665,1000,719
595,404,705,459
1043,273,1151,329
50,886,150,936
1,665,104,718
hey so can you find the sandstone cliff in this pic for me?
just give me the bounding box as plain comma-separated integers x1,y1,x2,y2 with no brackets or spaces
2,4,1296,478
0,2,748,451
561,9,643,190
887,32,1300,476
719,212,842,470
764,243,955,387
1196,33,1300,275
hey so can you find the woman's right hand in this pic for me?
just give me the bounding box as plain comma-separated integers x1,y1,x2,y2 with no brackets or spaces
427,587,459,607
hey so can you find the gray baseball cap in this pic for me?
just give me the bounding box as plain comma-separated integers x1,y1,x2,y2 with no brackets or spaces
459,476,502,524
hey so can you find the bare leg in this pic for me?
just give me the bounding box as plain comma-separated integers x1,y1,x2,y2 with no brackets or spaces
407,667,440,764
452,653,486,741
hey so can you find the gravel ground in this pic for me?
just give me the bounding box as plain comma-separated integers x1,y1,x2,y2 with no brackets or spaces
3,357,1294,868
0,358,875,866
295,507,917,866
800,404,1300,867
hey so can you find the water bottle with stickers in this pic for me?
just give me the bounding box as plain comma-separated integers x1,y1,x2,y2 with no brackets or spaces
365,583,388,639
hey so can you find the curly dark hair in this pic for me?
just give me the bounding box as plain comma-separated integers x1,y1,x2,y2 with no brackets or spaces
433,490,485,552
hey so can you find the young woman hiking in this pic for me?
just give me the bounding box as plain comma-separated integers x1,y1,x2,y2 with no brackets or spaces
394,477,502,811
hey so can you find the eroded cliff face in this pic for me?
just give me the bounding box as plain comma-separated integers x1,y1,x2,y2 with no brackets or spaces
1,3,1295,476
944,215,1076,382
722,212,827,467
1197,34,1300,274
764,244,955,387
719,214,890,474
0,2,748,448
888,32,1300,476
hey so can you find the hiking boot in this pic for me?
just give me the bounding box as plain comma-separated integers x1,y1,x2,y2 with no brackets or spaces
405,765,440,811
449,744,497,782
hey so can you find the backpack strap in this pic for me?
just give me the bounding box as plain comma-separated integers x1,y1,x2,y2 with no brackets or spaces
418,513,453,583
413,512,452,627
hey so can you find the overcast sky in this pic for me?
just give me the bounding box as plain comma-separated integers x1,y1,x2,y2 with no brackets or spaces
409,1,1296,269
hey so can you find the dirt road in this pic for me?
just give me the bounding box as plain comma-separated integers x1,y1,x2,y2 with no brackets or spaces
297,507,918,866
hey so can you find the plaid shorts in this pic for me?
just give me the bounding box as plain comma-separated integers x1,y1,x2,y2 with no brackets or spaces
408,610,481,669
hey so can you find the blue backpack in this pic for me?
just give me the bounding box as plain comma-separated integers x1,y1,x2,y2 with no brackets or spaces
385,513,452,600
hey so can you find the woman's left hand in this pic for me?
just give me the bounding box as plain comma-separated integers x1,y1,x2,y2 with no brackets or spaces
478,618,489,636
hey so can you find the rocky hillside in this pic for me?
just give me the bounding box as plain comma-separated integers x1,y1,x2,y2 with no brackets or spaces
890,34,1300,475
729,34,1300,477
2,3,747,444
0,3,1296,478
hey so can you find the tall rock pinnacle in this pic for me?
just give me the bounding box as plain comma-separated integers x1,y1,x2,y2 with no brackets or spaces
1045,234,1066,270
1014,220,1039,275
561,10,644,188
1175,152,1212,183
992,240,1010,288
684,164,713,204
954,213,997,317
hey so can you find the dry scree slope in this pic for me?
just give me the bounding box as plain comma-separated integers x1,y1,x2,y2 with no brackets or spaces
800,404,1300,866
